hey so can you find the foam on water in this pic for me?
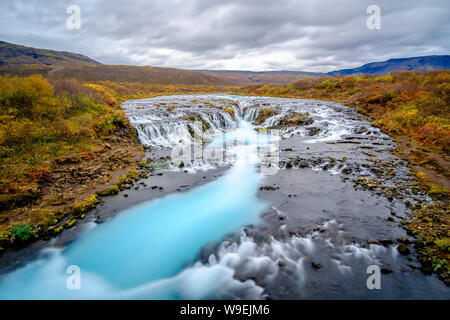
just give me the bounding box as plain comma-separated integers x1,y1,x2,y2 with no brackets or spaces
2,95,438,299
123,95,358,149
0,121,268,299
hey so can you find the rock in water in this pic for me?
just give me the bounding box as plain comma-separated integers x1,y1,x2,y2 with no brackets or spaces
397,243,411,255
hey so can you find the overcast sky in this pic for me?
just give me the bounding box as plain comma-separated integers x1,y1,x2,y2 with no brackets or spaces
1,0,449,71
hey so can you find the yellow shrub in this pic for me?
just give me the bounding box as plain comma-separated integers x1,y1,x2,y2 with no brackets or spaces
71,195,99,216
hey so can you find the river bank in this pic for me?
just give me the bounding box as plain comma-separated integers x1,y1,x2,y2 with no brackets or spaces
0,76,145,252
0,94,447,299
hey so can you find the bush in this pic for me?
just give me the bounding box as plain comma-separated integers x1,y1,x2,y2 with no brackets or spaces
71,194,99,216
435,238,450,252
0,75,56,119
11,224,33,241
0,75,132,215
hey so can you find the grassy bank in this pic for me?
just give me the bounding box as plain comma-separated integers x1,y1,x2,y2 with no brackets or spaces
0,75,144,250
233,71,449,156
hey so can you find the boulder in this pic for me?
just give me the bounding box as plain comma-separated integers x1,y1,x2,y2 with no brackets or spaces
397,243,411,255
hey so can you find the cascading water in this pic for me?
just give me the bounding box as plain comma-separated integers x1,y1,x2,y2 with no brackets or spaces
0,147,266,298
0,99,275,299
123,94,359,151
0,94,448,300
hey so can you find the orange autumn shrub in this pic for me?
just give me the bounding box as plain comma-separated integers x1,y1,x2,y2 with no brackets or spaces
0,75,132,212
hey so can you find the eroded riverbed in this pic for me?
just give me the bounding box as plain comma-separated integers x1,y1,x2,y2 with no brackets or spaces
0,95,448,299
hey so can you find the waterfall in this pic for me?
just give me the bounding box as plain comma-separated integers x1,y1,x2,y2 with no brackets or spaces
122,95,369,148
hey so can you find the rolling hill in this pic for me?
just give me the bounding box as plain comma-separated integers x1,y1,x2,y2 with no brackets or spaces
0,64,233,85
198,70,324,84
0,41,101,67
49,65,231,85
1,41,449,85
0,41,232,85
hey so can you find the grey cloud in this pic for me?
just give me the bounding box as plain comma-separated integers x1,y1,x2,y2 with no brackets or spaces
0,0,448,71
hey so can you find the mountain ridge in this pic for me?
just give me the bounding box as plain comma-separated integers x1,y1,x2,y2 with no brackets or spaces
328,55,450,76
1,41,449,84
0,41,101,67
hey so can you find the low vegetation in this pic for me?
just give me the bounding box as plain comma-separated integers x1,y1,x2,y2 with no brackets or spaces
0,74,141,250
234,70,449,157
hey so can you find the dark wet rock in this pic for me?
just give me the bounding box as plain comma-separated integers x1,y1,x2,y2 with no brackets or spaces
276,111,314,127
307,127,321,136
252,108,279,125
277,260,286,268
381,268,393,274
123,193,128,198
397,243,411,255
341,167,352,174
353,126,369,134
420,260,433,274
441,276,450,287
397,237,412,244
355,177,380,190
367,238,379,245
95,217,106,224
285,162,293,169
414,240,426,249
386,217,394,221
259,186,276,191
151,186,158,189
311,262,321,269
380,239,393,246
